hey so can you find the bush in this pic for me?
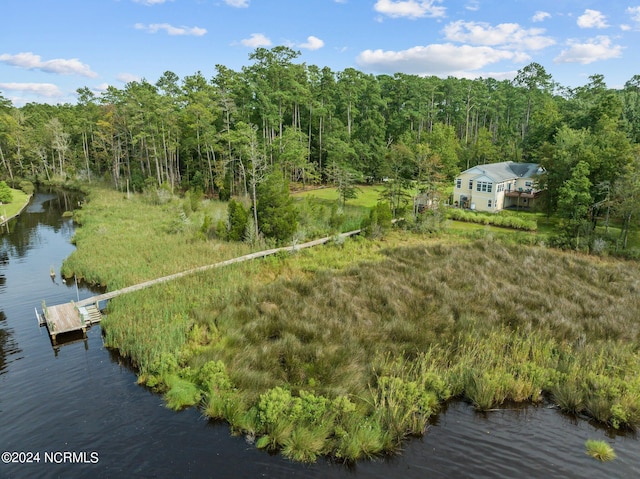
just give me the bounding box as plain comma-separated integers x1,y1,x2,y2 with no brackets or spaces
227,199,249,242
19,180,35,195
447,208,537,231
0,181,13,203
361,202,392,238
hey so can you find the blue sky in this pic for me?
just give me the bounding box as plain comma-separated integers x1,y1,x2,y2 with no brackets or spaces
2,0,640,106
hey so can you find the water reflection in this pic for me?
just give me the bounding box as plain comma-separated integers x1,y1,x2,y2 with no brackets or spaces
0,310,20,375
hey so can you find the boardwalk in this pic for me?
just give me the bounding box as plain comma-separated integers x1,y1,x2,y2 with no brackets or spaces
40,228,362,344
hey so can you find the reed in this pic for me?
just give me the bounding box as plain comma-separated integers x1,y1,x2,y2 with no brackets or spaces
65,187,640,462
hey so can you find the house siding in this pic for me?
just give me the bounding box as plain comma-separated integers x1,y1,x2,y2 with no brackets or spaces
453,162,541,213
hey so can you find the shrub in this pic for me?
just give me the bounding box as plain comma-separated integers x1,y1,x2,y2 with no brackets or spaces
227,199,249,241
163,375,202,410
19,180,35,195
361,202,392,238
447,208,537,231
0,181,13,203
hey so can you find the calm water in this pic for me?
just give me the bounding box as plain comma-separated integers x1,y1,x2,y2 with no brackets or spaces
0,192,638,479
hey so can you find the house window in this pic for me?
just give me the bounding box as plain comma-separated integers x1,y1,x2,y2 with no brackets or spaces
488,199,492,208
456,179,461,188
497,183,504,193
525,181,532,187
468,179,473,190
476,181,493,193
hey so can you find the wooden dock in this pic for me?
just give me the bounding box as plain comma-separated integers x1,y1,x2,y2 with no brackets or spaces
38,303,102,345
39,228,363,345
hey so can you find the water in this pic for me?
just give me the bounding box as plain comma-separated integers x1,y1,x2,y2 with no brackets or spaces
1,191,638,479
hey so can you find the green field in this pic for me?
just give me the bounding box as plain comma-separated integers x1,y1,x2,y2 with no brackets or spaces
293,184,387,208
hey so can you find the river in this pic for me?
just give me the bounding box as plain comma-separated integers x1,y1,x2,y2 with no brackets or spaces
0,191,638,479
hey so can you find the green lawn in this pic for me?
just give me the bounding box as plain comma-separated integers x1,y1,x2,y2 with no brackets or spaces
0,188,31,222
292,184,386,208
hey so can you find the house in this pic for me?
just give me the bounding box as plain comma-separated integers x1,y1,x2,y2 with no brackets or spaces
453,161,543,213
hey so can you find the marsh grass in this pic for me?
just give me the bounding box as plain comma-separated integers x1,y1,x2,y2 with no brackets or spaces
66,188,640,462
585,440,616,461
62,187,251,288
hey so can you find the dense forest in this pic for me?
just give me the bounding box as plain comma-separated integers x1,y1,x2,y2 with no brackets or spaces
1,46,639,246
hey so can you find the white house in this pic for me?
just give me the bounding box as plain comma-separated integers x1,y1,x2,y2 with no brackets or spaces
453,161,543,213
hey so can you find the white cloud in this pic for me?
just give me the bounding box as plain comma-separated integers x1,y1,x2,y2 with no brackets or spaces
465,0,480,11
224,0,249,7
299,36,324,50
621,24,632,31
93,83,111,92
133,0,171,5
0,82,64,98
0,52,98,78
373,0,446,19
627,6,640,23
577,9,609,29
240,33,272,48
554,36,622,64
532,11,550,23
117,73,141,83
134,23,207,36
443,21,555,51
356,44,524,75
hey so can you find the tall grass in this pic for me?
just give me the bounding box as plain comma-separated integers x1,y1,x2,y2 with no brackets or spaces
585,440,616,461
62,187,251,288
65,187,640,462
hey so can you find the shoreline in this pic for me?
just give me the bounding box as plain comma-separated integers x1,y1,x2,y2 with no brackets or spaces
0,193,32,231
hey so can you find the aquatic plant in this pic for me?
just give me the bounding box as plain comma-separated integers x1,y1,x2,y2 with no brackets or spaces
163,375,202,410
551,381,584,415
585,440,616,461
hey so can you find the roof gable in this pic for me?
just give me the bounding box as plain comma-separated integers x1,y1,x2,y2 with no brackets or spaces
461,161,540,182
473,174,493,183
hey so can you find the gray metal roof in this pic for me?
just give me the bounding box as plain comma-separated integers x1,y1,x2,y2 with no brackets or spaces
467,161,540,182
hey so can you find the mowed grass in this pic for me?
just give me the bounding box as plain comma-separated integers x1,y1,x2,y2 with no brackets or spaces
0,188,31,221
293,184,386,208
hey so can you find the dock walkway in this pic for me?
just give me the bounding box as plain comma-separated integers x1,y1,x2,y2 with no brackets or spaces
39,228,361,344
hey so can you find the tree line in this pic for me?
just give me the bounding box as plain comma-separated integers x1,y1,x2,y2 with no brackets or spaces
0,46,639,247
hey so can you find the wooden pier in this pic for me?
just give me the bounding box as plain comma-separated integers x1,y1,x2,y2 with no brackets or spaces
38,302,102,345
38,228,363,345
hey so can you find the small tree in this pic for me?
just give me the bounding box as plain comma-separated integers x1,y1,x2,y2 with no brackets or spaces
361,202,392,238
326,161,361,207
557,160,593,248
255,171,298,243
0,180,13,203
227,198,249,242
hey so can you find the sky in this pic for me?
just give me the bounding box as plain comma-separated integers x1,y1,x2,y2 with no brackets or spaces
2,0,640,106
